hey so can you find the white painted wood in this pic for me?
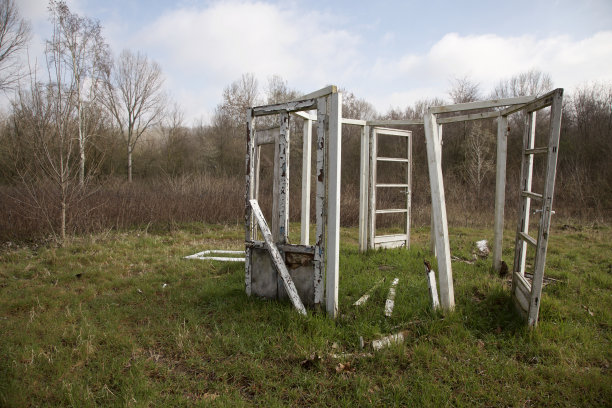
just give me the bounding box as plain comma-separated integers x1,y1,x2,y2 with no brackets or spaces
370,127,412,136
247,241,315,255
525,147,548,155
376,183,410,188
186,250,244,258
278,112,290,245
430,96,536,114
245,109,255,296
359,125,369,252
368,126,376,250
501,90,557,116
353,278,384,306
519,232,537,247
514,284,530,313
384,278,399,317
291,85,337,102
528,89,564,327
366,119,424,126
522,191,543,200
252,99,317,117
271,131,280,241
436,110,500,124
313,97,327,305
512,112,536,283
293,110,317,121
430,124,443,257
424,264,440,310
342,118,367,126
372,332,405,351
249,199,307,315
301,119,312,245
424,112,454,311
406,128,412,249
493,114,508,272
326,92,342,319
377,157,410,163
255,127,280,145
374,234,409,244
375,209,408,214
189,257,245,262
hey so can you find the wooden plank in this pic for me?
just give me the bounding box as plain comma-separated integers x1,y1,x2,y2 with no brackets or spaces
514,271,532,294
326,92,342,319
342,118,367,126
375,208,408,214
370,127,412,136
528,88,564,327
291,85,337,102
501,89,559,116
252,99,317,117
424,112,454,311
376,240,406,249
358,125,369,252
245,109,255,296
293,110,316,121
366,119,424,126
424,263,440,310
512,112,536,285
278,113,290,244
430,95,536,114
492,115,508,273
514,283,530,313
374,234,408,243
376,157,410,163
353,278,384,306
519,231,538,247
368,127,377,250
384,278,399,317
525,147,548,155
313,97,327,305
372,331,406,351
522,191,543,200
301,119,312,245
255,127,279,145
376,183,410,188
406,129,412,249
271,129,280,241
437,110,500,124
249,199,306,315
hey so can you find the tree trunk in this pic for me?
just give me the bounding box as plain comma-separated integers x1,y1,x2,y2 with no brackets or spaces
78,100,85,186
127,145,132,183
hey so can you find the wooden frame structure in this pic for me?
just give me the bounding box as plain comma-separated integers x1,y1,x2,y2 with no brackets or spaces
245,85,564,327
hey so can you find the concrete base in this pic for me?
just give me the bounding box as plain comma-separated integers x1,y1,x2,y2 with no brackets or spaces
251,248,315,306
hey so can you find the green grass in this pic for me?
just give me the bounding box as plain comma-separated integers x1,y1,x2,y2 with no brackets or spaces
1,223,610,406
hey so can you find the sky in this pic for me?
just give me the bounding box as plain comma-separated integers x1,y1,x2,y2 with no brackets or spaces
15,0,612,125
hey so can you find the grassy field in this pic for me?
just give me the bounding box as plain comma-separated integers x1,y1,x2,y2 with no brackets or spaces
0,222,610,407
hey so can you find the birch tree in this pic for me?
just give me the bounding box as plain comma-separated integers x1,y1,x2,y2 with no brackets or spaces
102,50,165,182
48,0,109,186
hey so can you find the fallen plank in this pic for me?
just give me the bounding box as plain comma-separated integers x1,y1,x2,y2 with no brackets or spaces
384,278,399,317
249,199,307,315
353,278,385,306
372,330,409,351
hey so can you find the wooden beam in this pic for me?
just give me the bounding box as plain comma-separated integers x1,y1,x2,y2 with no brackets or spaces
313,97,327,306
255,127,279,145
326,92,342,319
501,89,560,116
492,115,508,273
384,278,399,317
244,109,255,296
249,199,307,315
300,119,312,245
291,85,337,102
430,95,536,114
366,119,424,126
252,99,317,117
278,112,290,245
358,125,369,252
436,110,500,124
342,118,367,126
424,111,454,311
293,110,317,121
368,127,377,250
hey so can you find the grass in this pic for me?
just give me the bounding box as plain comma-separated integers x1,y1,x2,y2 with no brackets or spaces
0,222,610,406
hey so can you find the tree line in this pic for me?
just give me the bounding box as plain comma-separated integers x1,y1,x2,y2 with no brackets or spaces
0,0,610,244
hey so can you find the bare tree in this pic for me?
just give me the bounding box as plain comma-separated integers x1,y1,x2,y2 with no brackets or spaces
102,49,165,182
47,0,109,186
216,73,259,131
0,0,30,91
493,69,553,98
449,76,480,104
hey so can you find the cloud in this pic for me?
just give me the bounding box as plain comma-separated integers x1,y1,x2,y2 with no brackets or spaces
129,1,361,123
